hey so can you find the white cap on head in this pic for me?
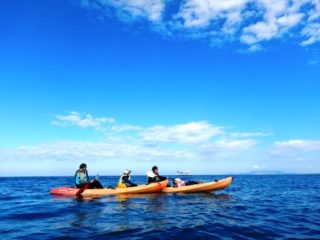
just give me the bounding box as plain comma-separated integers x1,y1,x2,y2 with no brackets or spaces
124,169,131,175
174,178,181,182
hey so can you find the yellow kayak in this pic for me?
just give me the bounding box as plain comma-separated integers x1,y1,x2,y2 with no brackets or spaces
162,177,232,193
50,180,168,197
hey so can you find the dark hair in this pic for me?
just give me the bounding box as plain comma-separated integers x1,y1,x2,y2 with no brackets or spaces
152,166,158,171
79,163,87,169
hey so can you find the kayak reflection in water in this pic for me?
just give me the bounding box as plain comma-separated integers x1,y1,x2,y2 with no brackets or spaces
173,178,201,188
74,163,104,189
147,166,168,184
117,169,138,188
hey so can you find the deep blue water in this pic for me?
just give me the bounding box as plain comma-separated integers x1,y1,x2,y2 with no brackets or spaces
1,175,320,239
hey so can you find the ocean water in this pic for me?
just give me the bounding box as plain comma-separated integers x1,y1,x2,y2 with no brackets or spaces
1,175,319,239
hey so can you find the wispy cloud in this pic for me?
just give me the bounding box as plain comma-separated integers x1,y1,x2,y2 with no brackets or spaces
81,0,165,22
52,112,224,144
199,139,257,155
269,139,320,166
111,124,143,132
81,0,320,50
2,112,264,167
2,112,320,175
273,139,320,153
51,111,115,131
141,121,223,144
230,131,273,138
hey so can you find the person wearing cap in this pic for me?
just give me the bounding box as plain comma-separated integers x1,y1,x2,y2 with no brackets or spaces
74,163,104,189
173,178,200,188
117,169,137,188
147,166,167,184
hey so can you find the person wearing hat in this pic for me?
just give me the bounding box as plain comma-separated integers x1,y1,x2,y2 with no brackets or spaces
147,166,167,184
74,163,104,189
117,169,137,188
173,178,200,188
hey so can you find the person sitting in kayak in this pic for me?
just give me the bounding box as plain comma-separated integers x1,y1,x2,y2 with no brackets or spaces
75,163,103,189
147,166,167,184
173,178,200,187
117,169,138,188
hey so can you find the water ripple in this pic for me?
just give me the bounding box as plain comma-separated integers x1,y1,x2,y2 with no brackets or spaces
1,175,320,239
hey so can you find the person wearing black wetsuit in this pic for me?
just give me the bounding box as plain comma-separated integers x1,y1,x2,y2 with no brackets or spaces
147,166,167,184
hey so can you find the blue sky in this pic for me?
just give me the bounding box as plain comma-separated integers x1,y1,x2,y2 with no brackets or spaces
0,0,320,176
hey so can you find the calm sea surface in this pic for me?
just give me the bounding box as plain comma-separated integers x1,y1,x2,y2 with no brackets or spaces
1,175,319,239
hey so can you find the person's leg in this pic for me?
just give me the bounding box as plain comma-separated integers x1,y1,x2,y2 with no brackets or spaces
158,176,170,186
185,181,199,186
76,183,90,197
76,183,89,188
126,180,137,187
159,176,167,181
89,180,104,189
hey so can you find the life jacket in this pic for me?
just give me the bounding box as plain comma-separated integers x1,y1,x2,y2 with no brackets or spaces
117,174,130,188
75,169,89,185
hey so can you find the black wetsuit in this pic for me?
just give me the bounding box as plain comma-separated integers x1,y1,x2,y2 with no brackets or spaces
148,175,167,184
122,175,137,187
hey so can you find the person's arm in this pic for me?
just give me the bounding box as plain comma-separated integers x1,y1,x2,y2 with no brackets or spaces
122,176,135,186
75,170,80,186
126,179,135,185
122,176,129,184
147,177,153,184
85,170,91,182
159,176,167,181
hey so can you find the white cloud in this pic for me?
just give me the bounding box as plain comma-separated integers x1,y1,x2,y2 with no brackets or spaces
81,0,320,49
301,23,320,46
50,112,274,147
196,139,258,162
82,0,165,22
2,114,264,169
111,124,142,132
273,139,320,152
199,139,257,153
176,0,249,28
1,137,256,172
230,131,273,138
141,121,223,144
7,141,180,160
3,111,320,175
269,140,320,168
51,111,115,130
0,141,197,176
51,113,223,144
240,0,305,45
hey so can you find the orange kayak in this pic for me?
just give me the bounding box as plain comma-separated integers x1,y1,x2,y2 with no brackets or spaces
162,177,232,193
50,180,168,197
